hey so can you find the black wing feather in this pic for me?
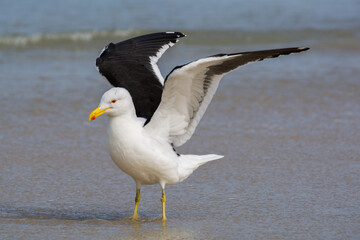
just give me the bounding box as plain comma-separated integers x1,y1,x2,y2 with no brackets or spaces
206,47,309,76
156,47,309,146
96,32,185,120
165,47,309,82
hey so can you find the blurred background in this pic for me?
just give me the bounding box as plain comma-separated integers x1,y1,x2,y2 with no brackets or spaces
1,0,359,239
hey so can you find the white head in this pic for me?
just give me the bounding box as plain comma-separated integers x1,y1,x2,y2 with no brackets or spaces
89,87,134,120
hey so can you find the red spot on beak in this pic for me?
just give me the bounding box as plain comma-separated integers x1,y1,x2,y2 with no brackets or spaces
91,116,96,121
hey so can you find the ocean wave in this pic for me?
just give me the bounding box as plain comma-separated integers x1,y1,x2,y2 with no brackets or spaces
0,28,359,50
0,30,136,49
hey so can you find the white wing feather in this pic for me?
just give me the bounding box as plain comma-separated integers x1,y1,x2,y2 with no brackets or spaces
145,47,309,147
145,55,235,147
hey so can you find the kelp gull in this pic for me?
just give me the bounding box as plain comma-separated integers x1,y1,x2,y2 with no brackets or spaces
89,32,309,221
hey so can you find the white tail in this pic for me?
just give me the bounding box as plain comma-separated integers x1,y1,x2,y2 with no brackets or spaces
178,154,223,182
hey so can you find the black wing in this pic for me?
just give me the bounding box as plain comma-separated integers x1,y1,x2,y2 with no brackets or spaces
96,32,185,120
204,47,310,76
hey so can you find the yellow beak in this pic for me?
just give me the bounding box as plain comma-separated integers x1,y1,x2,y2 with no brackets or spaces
89,106,111,121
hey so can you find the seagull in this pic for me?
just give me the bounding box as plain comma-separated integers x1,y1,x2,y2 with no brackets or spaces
89,32,309,221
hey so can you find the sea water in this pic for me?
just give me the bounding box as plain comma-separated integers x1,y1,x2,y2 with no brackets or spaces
0,0,359,239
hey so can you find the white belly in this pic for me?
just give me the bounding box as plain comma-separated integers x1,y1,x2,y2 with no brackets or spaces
107,115,182,185
109,135,180,185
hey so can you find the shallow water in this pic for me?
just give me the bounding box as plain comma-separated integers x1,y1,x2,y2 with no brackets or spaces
1,1,360,239
1,46,359,239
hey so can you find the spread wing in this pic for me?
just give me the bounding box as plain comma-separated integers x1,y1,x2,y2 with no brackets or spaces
96,32,185,120
145,47,309,147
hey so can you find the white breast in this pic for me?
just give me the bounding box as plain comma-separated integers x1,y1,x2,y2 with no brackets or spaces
108,116,180,185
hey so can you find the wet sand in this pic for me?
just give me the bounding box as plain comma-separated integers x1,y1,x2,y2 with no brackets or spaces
0,47,359,239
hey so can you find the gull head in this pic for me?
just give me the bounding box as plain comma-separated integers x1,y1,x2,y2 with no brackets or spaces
89,87,133,121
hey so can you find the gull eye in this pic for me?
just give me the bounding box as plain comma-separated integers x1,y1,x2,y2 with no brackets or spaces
111,100,117,103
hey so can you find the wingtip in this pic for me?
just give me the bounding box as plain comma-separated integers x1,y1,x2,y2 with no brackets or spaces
167,31,186,38
299,47,310,51
177,32,186,38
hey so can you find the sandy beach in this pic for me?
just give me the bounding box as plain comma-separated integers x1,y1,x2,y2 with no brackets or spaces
1,0,359,239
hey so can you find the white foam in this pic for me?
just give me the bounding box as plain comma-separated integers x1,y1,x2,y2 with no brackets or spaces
0,30,135,47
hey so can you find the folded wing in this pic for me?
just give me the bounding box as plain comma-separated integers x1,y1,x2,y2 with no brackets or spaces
145,47,309,147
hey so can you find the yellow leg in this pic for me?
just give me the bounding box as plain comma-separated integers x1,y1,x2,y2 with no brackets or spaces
132,188,140,220
160,188,167,221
